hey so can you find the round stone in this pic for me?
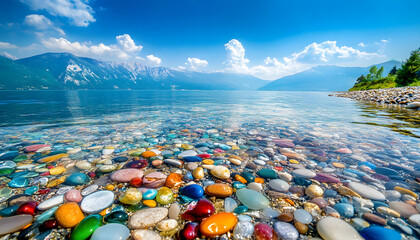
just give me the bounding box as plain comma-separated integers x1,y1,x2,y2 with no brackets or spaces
360,226,402,240
234,221,254,240
181,184,204,199
199,212,237,237
132,230,162,240
65,173,90,186
119,188,142,205
156,219,178,231
90,223,130,240
292,169,316,179
38,194,64,210
305,184,324,198
273,221,299,240
268,179,290,192
55,202,85,228
0,215,33,235
70,214,102,240
334,203,354,218
110,169,143,183
81,190,115,213
317,217,364,240
389,201,419,218
236,189,269,210
142,172,167,188
293,209,312,224
128,207,168,229
210,165,231,179
65,190,83,202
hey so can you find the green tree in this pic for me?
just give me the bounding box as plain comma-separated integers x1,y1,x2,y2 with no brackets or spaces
389,65,398,75
375,66,384,79
366,66,378,81
396,49,420,86
355,75,367,84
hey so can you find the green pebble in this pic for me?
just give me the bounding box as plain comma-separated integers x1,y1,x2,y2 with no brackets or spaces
256,168,278,179
104,211,128,224
241,172,255,182
71,214,103,240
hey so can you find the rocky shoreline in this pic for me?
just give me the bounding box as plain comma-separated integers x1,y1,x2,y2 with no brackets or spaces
331,86,420,109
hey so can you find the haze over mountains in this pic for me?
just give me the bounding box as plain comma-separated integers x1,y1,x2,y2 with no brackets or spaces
0,52,400,91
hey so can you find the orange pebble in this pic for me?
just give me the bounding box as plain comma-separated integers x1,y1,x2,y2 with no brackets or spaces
142,151,157,158
254,177,265,184
200,212,237,237
55,202,85,228
234,175,247,184
165,173,183,188
284,198,295,206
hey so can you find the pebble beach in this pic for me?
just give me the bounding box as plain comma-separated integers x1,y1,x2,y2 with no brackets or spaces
0,90,419,240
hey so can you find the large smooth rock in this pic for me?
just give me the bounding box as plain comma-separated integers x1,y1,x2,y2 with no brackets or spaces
110,169,143,183
90,223,130,240
317,217,364,240
360,226,402,240
389,201,419,218
0,215,33,235
37,194,64,210
81,190,115,213
273,221,299,240
348,182,385,201
128,207,168,229
268,179,290,192
236,189,269,210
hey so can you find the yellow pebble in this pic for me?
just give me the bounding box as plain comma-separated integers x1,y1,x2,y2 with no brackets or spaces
254,177,265,184
231,146,240,150
143,200,157,207
202,159,214,165
332,162,345,168
394,186,418,199
49,166,66,175
46,176,66,187
289,159,299,164
105,184,115,191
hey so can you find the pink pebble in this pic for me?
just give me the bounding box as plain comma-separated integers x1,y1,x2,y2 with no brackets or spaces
64,189,83,202
110,168,144,183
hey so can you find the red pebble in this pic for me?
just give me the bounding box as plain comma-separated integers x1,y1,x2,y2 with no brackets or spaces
179,222,199,240
47,166,54,169
37,189,51,195
123,160,148,169
40,171,50,176
41,220,57,231
181,199,215,221
274,166,283,171
196,154,211,159
129,177,143,187
88,171,96,178
254,223,278,240
17,201,38,215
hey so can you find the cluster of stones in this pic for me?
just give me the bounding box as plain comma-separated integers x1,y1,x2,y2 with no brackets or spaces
331,86,420,109
0,125,419,240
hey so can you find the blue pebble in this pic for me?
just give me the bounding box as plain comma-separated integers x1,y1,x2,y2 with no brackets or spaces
373,201,389,209
25,186,39,195
333,203,354,218
0,151,19,160
0,205,18,217
232,181,246,189
213,160,225,165
359,162,376,169
183,156,202,162
143,189,158,200
343,169,366,177
202,180,215,187
237,215,253,222
184,172,193,182
324,189,338,198
8,177,29,188
360,226,402,240
181,184,204,199
375,167,398,176
65,173,90,186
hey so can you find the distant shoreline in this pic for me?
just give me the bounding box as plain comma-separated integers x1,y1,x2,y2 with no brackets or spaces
330,86,420,109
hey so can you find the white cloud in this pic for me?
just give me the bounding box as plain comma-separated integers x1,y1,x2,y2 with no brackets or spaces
185,57,208,70
21,0,95,27
146,55,161,65
116,34,143,52
0,42,18,49
223,39,385,80
358,42,366,47
24,14,65,35
381,39,388,43
224,39,250,73
41,34,144,60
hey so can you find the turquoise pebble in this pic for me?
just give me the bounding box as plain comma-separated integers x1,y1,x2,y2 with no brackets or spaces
234,205,249,214
233,181,246,189
0,205,18,217
334,203,354,218
241,172,255,182
8,177,29,188
142,189,158,200
256,168,278,179
35,206,58,223
25,186,39,195
65,173,90,186
238,215,253,222
236,189,269,210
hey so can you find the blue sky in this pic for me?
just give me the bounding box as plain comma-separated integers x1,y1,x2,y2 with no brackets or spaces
0,0,419,79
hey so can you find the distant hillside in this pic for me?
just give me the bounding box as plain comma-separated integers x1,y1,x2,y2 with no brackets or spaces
1,52,268,90
258,60,402,91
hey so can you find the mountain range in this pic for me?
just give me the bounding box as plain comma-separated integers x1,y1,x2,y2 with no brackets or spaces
0,52,401,91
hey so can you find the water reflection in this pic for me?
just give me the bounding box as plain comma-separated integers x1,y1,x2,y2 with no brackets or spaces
353,101,420,138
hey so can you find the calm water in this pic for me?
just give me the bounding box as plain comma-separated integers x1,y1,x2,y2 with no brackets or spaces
0,90,418,150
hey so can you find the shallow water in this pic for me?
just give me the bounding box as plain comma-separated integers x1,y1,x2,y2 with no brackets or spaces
0,90,418,143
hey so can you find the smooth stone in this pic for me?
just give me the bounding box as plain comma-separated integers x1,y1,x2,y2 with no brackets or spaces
234,221,254,240
236,189,269,210
348,182,385,201
143,189,158,200
81,190,115,213
292,169,316,179
34,206,57,223
254,223,276,240
262,207,280,219
334,203,354,218
181,199,215,221
293,209,312,224
360,226,402,240
180,222,199,240
225,197,238,213
247,182,263,192
178,150,197,158
317,217,364,240
0,205,18,217
164,159,182,167
25,186,39,195
104,211,129,224
38,194,64,210
389,201,419,218
181,184,204,199
111,169,144,183
199,212,237,237
113,156,129,162
128,207,168,229
76,161,92,170
119,188,142,205
268,179,290,192
385,190,401,201
55,202,85,228
256,168,278,179
0,214,33,235
409,214,420,227
205,183,233,197
183,156,202,162
169,203,180,220
312,173,340,183
81,184,98,196
156,187,174,205
90,223,130,240
305,184,324,198
132,230,162,240
8,177,29,188
375,167,398,176
210,165,231,179
65,173,90,186
71,214,102,240
273,221,299,240
142,172,167,188
156,219,178,231
362,213,386,226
